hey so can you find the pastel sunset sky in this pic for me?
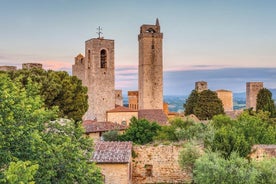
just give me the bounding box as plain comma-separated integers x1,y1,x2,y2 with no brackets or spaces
1,0,276,95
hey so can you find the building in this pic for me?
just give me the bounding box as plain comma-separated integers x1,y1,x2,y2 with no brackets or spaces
115,90,123,106
216,89,233,111
83,120,126,141
72,37,115,121
250,144,276,161
107,105,138,126
138,19,163,110
246,82,263,110
0,66,17,71
128,91,139,110
22,63,43,69
92,141,132,184
195,81,208,92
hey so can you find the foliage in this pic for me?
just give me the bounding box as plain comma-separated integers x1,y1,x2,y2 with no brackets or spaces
0,74,103,183
175,122,207,141
102,130,120,141
178,142,201,173
193,151,258,184
119,117,161,144
194,90,224,120
252,158,276,184
7,68,88,121
1,161,38,184
206,113,276,158
184,89,224,120
184,90,199,115
256,88,276,117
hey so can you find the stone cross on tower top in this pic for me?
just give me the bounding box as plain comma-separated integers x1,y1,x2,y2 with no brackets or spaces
96,26,103,39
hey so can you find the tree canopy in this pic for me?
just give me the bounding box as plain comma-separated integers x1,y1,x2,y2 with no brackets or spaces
7,68,88,121
119,117,161,144
256,88,276,117
184,89,224,120
0,73,102,183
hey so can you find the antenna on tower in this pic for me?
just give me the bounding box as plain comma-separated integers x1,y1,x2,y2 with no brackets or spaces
96,26,103,39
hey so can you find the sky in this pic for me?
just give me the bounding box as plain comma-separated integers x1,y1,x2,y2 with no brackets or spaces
0,0,276,95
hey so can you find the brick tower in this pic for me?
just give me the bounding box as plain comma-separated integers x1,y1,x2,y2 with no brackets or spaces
246,82,263,110
138,18,163,110
73,37,115,121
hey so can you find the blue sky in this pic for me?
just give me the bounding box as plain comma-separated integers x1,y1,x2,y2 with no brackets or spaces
0,0,276,95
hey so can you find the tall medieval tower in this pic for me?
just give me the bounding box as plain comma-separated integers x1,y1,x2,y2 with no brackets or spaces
138,19,163,110
246,82,263,110
73,38,115,121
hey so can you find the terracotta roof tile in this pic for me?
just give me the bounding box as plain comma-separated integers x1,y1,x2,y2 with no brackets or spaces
107,105,137,113
138,109,168,125
83,121,127,133
92,141,132,163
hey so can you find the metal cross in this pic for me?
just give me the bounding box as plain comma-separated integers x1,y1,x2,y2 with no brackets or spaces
96,26,103,38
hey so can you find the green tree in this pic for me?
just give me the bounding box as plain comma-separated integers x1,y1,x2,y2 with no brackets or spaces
0,73,102,183
7,68,88,121
193,152,258,184
253,158,276,184
178,142,201,173
102,130,120,141
119,117,161,144
194,90,224,120
184,90,199,115
256,88,276,117
2,161,39,184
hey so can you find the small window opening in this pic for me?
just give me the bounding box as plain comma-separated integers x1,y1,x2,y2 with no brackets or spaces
100,49,107,68
145,164,153,177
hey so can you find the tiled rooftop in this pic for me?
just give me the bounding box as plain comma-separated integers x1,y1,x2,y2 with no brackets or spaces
138,109,168,125
83,120,127,133
92,141,132,163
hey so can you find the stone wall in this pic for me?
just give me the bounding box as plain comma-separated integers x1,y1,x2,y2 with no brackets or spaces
97,163,131,184
132,144,191,184
250,144,276,161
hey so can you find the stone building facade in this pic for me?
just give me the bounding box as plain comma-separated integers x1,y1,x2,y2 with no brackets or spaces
92,141,132,184
216,89,233,111
246,82,263,110
107,106,138,126
128,91,139,110
195,81,208,92
0,66,17,71
138,19,163,110
72,38,115,121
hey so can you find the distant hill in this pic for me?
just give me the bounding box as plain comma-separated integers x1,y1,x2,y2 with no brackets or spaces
123,89,276,113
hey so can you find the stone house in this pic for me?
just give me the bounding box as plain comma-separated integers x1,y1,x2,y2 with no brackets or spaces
83,120,127,141
106,105,138,126
92,141,132,184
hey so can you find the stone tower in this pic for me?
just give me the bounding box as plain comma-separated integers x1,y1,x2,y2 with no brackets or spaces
195,81,208,92
73,38,115,121
216,89,233,111
246,82,263,110
138,19,163,110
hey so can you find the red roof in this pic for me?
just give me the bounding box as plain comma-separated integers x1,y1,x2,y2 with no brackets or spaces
138,109,168,125
83,120,127,133
92,141,132,163
107,105,137,113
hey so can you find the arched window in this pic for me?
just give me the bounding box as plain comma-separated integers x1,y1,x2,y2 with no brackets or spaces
100,49,107,68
